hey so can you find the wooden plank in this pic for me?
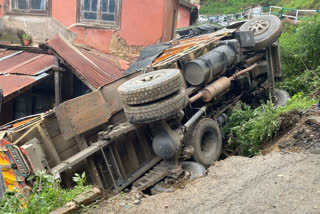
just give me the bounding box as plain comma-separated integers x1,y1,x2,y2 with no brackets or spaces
52,134,77,154
74,135,103,187
100,71,140,116
58,144,81,161
51,140,111,174
54,90,110,141
43,115,61,139
37,124,61,165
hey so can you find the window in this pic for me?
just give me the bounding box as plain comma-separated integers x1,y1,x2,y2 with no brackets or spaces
78,0,121,29
7,0,50,15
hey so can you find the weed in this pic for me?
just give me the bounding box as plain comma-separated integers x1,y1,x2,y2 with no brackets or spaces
0,171,90,214
225,93,315,157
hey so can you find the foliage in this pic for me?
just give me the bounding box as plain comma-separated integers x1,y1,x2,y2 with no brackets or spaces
280,0,320,9
22,33,31,40
226,102,279,157
279,15,320,95
225,94,315,157
200,0,320,15
0,171,90,214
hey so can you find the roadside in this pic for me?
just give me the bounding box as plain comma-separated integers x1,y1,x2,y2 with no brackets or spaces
86,106,320,214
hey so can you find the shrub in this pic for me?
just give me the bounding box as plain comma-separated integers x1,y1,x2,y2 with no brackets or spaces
279,15,320,95
225,93,316,157
0,171,90,214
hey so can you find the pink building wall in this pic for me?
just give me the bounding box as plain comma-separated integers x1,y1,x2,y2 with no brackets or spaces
177,5,191,28
0,0,178,53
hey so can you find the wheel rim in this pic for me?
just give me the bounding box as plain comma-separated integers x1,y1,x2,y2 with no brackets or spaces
200,128,218,154
273,95,280,105
248,20,270,36
132,72,165,85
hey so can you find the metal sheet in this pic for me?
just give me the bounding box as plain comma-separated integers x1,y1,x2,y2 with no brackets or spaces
0,75,36,97
0,52,40,73
0,50,21,61
0,73,49,102
6,55,54,75
47,34,124,89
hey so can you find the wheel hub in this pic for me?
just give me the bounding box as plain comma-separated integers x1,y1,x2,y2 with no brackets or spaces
133,72,165,85
248,20,270,36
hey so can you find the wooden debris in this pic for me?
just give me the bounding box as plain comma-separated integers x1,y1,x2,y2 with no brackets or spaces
50,187,102,214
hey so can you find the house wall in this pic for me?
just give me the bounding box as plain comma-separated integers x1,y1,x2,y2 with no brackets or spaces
0,0,178,54
177,5,191,28
162,0,178,42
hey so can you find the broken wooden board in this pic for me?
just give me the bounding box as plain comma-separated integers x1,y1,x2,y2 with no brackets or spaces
54,90,110,141
50,187,102,214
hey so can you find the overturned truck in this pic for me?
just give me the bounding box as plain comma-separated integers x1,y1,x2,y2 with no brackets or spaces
0,15,287,195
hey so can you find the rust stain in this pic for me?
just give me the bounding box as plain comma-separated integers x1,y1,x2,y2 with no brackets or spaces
47,34,124,89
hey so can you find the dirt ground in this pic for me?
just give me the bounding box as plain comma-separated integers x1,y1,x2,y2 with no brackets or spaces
87,107,320,214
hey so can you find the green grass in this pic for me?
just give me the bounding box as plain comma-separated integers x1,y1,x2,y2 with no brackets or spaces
0,171,90,214
225,94,316,157
200,0,320,16
278,15,320,95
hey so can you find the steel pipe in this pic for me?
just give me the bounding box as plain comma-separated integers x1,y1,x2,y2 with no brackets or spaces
189,63,257,103
184,105,208,130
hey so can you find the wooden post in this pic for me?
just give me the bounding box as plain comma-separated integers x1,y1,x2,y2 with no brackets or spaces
54,56,62,106
37,124,61,165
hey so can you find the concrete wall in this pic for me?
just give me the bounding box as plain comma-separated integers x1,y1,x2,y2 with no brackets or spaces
177,5,191,28
0,0,179,54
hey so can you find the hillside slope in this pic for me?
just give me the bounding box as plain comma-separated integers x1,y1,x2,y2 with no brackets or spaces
200,0,320,15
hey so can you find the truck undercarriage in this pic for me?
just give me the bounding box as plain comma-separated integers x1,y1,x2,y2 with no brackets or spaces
0,15,287,197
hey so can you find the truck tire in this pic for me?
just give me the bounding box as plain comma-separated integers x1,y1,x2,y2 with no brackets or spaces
123,88,188,123
273,88,290,108
181,161,206,180
185,118,222,167
239,15,282,48
0,170,5,201
118,69,183,105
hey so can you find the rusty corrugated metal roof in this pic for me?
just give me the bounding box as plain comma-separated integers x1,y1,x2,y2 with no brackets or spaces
6,55,54,75
0,52,54,75
0,49,19,60
47,34,124,89
0,73,49,97
0,50,54,103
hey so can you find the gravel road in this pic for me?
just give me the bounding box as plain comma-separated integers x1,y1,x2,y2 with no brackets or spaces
91,113,320,214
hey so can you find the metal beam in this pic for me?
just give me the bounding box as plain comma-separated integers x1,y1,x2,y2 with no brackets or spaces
0,44,50,54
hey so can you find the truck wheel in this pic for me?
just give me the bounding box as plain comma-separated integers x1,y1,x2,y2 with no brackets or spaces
181,161,206,180
123,88,188,123
150,183,174,195
118,69,183,105
273,88,290,108
186,118,222,167
239,15,282,48
0,170,6,200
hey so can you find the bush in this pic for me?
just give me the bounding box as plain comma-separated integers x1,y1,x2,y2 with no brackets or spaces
225,94,315,157
0,171,90,214
279,15,320,95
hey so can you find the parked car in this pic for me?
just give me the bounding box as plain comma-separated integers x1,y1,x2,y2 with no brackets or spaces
198,15,209,23
209,16,219,23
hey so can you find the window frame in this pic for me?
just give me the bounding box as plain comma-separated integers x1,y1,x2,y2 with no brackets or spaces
5,0,51,16
77,0,122,30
